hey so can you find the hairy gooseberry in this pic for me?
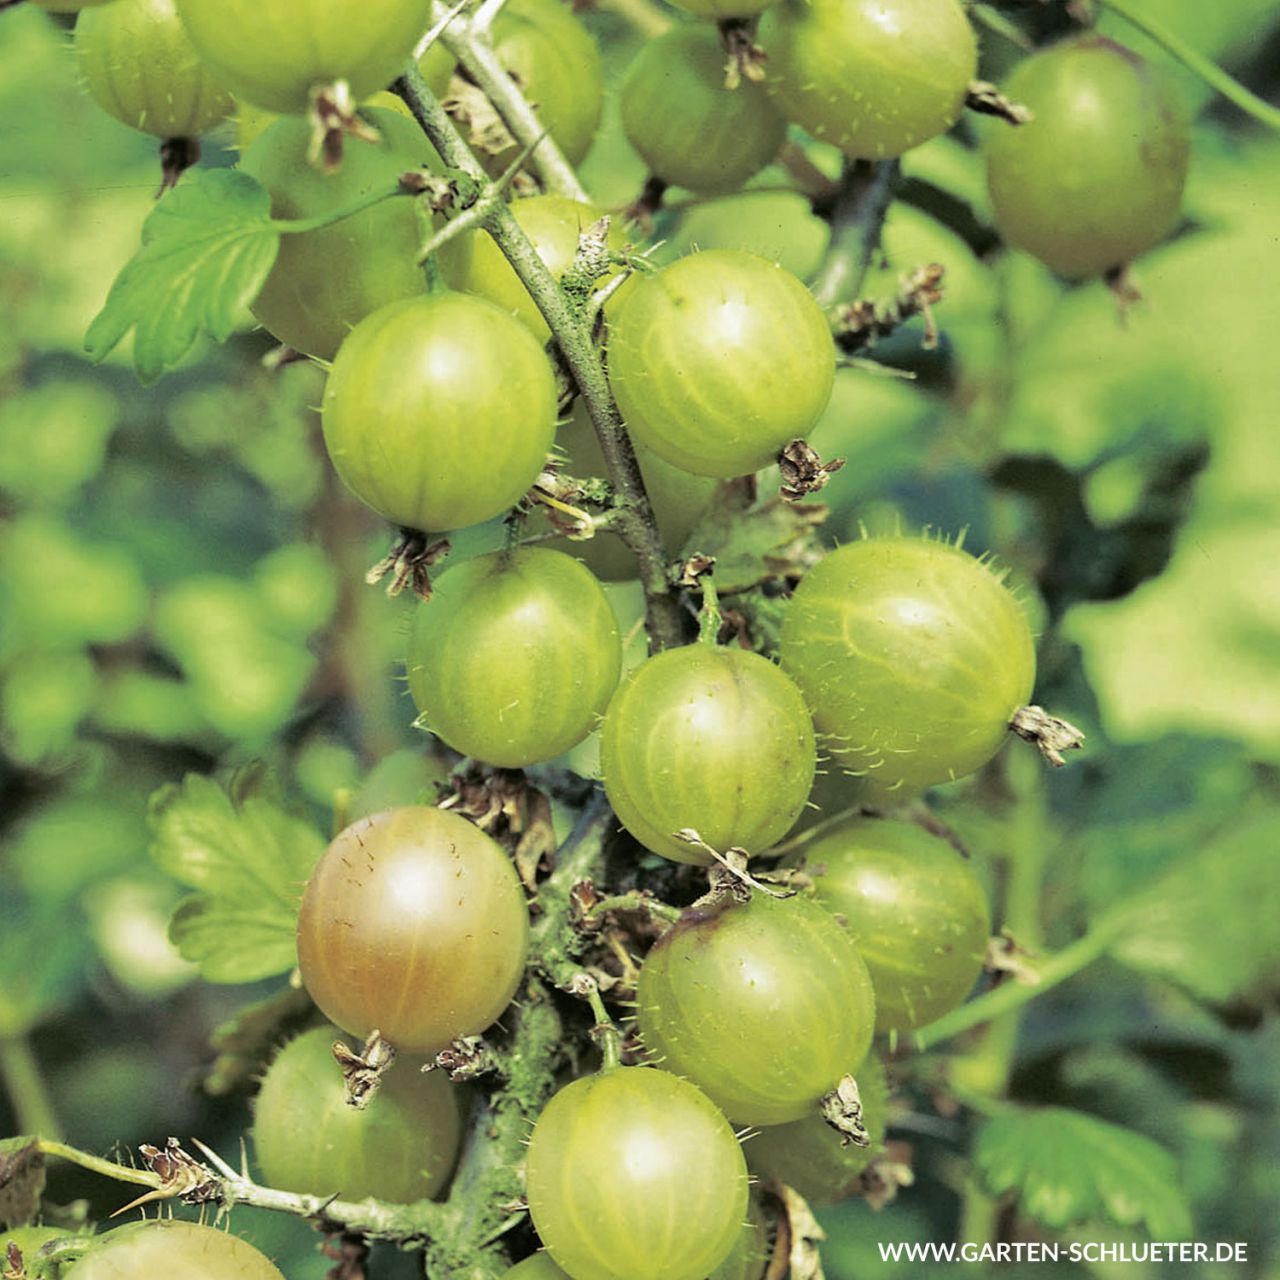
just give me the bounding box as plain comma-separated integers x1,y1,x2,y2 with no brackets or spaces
75,0,236,139
296,806,529,1054
637,891,876,1124
406,547,622,767
620,27,786,195
608,249,835,477
745,1053,890,1204
779,535,1036,800
985,35,1190,278
525,1067,749,1280
601,643,816,863
252,1025,462,1202
173,0,433,114
759,0,977,159
799,815,991,1031
64,1221,283,1279
321,293,558,533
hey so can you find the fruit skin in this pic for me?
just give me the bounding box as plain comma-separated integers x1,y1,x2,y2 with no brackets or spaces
530,400,720,582
608,249,835,478
637,892,875,1125
798,815,991,1032
501,1257,571,1280
75,0,236,139
252,1025,462,1202
985,35,1190,279
406,547,622,768
709,1196,773,1280
745,1052,889,1205
666,0,776,20
779,535,1036,799
30,0,114,10
321,293,557,533
234,43,455,151
601,644,816,864
296,806,529,1054
525,1068,749,1280
486,0,603,169
173,0,433,114
620,27,787,195
759,0,977,160
437,195,632,344
63,1221,284,1278
0,1227,74,1278
240,108,436,360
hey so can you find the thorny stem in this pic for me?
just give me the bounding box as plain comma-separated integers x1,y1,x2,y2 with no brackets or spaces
431,0,589,200
584,891,683,926
581,979,623,1071
529,792,616,989
697,576,723,644
35,1136,450,1241
810,159,900,311
30,800,621,1274
393,62,684,652
1093,0,1280,132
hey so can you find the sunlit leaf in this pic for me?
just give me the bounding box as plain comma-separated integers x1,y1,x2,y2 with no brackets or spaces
85,169,279,384
149,772,325,982
974,1107,1192,1238
168,894,302,985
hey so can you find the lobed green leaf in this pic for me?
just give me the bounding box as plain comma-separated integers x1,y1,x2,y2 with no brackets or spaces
85,169,280,384
148,771,325,983
974,1107,1192,1239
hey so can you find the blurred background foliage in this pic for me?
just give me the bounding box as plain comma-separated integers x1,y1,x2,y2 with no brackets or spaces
0,1,1278,1276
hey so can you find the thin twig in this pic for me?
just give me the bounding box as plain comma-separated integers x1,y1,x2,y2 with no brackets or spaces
810,160,900,310
432,0,590,199
394,63,684,652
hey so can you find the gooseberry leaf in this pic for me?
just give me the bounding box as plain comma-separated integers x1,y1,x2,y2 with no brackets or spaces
149,770,324,983
85,169,279,384
1107,812,1280,1009
974,1108,1192,1239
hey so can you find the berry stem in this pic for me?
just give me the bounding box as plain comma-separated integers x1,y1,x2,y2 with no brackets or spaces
698,575,723,645
911,913,1125,1052
810,159,900,311
269,184,409,235
393,61,684,652
580,976,624,1071
431,0,590,200
1093,0,1280,132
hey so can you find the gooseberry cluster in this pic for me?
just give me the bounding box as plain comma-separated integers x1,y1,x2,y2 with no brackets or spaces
7,0,1203,1274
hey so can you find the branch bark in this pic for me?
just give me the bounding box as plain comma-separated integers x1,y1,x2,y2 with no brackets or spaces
810,159,900,311
393,62,685,652
432,1,589,201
